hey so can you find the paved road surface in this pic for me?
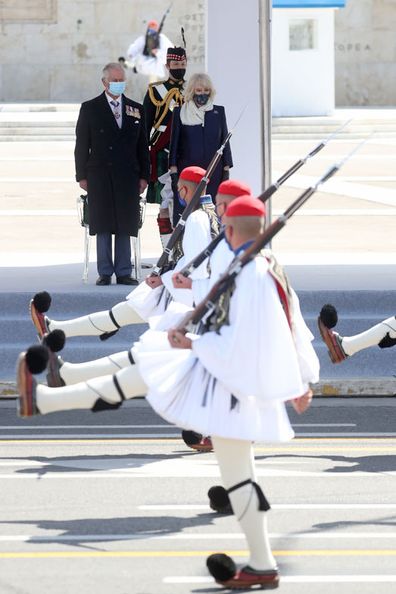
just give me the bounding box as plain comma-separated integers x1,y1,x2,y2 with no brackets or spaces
0,397,395,594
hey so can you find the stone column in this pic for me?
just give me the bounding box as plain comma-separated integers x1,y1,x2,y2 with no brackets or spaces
206,0,267,195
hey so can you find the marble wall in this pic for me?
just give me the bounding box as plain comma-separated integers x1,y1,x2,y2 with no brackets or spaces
1,0,395,105
0,0,205,103
335,0,396,105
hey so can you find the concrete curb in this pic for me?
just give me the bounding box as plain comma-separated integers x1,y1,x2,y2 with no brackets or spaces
2,379,395,400
0,382,18,398
314,378,396,397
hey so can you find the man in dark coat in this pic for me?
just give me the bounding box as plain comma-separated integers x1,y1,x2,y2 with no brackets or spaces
75,62,150,286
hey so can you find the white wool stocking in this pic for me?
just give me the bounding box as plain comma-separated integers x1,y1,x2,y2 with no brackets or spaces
60,350,134,385
211,436,277,571
37,365,147,414
342,316,396,356
48,300,144,338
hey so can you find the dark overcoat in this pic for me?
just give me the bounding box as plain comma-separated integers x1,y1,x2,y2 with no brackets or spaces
168,105,233,199
75,92,150,237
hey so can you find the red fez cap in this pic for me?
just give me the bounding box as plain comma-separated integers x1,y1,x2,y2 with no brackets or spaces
225,195,266,217
179,166,206,184
217,179,252,197
147,20,159,30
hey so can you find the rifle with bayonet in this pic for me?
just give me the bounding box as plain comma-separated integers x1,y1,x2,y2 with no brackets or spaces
177,119,352,278
175,138,367,333
143,4,172,56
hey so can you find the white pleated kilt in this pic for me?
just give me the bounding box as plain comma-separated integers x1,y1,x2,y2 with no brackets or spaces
126,282,174,321
132,329,294,442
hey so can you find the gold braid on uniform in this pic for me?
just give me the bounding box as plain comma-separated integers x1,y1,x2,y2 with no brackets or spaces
148,84,184,130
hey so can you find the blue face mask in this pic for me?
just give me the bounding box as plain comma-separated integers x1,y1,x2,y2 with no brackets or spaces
177,186,187,207
108,81,126,96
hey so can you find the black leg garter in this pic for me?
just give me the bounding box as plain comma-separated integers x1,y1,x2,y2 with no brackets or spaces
99,308,121,341
91,375,125,412
228,479,271,515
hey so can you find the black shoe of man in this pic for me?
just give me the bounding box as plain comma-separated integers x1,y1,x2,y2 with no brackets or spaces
116,276,138,286
96,275,111,286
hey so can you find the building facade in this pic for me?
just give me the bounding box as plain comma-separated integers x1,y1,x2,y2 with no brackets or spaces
335,0,396,105
0,0,394,106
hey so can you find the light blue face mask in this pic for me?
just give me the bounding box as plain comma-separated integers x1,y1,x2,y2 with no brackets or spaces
108,81,126,96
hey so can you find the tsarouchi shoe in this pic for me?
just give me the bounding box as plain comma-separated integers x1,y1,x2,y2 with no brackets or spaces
30,297,50,339
181,430,213,452
207,553,279,590
42,330,66,387
317,317,347,364
46,353,65,387
17,354,39,417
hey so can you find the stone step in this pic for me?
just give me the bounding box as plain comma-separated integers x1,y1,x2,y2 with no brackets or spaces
0,121,76,127
1,108,396,141
272,132,396,140
0,290,395,384
0,126,75,135
0,136,74,142
0,104,80,112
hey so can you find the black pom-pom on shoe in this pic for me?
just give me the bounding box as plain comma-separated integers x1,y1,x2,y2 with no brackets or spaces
25,345,49,374
319,304,338,329
206,553,237,581
208,485,233,514
43,329,66,353
32,291,52,313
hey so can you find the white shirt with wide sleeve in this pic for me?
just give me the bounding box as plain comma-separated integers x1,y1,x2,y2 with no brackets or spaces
134,255,320,442
126,208,213,320
191,237,234,306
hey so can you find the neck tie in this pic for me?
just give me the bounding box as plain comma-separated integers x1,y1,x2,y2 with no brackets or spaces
110,100,121,126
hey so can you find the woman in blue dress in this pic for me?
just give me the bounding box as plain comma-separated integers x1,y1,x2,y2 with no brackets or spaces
169,72,233,224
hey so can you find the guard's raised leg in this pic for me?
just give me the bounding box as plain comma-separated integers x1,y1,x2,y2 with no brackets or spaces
318,304,396,363
30,291,144,340
17,346,147,417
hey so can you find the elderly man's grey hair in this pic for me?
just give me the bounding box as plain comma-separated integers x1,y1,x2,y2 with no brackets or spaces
102,62,125,80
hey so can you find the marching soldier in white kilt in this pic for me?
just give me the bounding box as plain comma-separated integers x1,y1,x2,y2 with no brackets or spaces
17,195,319,589
30,166,218,346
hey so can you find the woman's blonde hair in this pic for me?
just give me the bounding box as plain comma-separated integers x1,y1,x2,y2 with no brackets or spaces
184,72,216,103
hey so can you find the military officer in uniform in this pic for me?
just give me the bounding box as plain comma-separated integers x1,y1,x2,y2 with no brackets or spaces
143,46,187,246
